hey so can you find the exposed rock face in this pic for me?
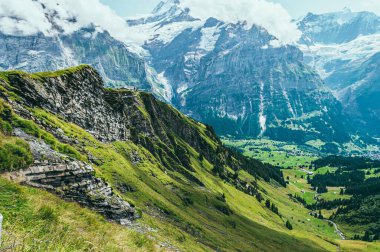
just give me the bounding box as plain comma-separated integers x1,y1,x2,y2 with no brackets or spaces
16,162,135,221
336,53,380,137
297,9,380,45
5,66,219,151
6,129,136,222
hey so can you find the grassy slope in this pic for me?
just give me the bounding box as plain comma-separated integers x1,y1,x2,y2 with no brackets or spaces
0,67,367,251
0,178,158,252
18,102,331,251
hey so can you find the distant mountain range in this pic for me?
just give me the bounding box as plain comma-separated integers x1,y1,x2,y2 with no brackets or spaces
297,9,380,139
1,0,379,148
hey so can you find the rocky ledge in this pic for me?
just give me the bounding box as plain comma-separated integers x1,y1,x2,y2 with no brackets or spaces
5,129,136,222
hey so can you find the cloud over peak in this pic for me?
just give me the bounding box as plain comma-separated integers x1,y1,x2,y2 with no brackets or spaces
0,0,301,45
0,0,130,42
178,0,301,44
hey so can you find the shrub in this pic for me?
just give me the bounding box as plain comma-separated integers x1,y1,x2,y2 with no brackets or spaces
37,205,58,222
286,220,293,230
0,137,33,172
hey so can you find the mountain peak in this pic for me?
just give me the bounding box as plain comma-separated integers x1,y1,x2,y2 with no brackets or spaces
152,0,181,15
342,7,352,13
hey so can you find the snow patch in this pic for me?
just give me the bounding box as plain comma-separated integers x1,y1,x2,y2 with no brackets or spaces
300,33,380,79
127,19,203,46
56,36,78,67
156,71,173,102
258,82,266,136
198,24,221,51
179,0,301,44
282,89,296,118
177,83,188,94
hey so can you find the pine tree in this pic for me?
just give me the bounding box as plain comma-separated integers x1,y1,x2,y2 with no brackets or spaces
265,199,271,208
339,188,344,195
285,220,293,230
255,193,263,203
318,210,324,219
363,231,371,242
307,175,311,184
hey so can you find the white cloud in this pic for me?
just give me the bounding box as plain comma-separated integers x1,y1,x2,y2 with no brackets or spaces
0,0,133,42
360,0,380,15
179,0,302,44
0,0,51,36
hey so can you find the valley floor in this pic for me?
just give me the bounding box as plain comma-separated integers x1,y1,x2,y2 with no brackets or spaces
224,138,380,252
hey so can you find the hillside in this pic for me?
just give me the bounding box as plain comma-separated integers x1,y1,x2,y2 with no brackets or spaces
1,66,375,251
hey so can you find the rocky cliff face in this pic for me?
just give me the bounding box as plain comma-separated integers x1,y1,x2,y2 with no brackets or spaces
297,9,380,45
336,53,380,137
5,65,218,150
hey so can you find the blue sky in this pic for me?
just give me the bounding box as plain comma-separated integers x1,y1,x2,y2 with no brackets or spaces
100,0,380,18
100,0,159,17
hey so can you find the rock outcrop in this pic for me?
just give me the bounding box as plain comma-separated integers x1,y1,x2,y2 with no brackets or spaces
12,162,135,221
5,129,136,222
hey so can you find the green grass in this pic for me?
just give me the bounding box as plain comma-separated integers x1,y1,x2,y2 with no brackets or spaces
320,187,351,201
31,65,91,79
0,98,83,161
315,166,338,175
227,138,380,250
223,138,317,168
0,135,33,172
0,100,33,172
0,178,157,252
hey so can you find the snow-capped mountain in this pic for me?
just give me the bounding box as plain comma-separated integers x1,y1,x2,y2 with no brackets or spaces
298,9,380,137
127,0,349,143
298,8,380,45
